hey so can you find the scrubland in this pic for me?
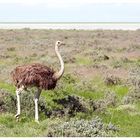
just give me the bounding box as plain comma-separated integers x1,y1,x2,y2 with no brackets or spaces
0,29,140,137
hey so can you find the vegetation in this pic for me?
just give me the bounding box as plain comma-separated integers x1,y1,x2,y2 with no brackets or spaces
0,29,140,137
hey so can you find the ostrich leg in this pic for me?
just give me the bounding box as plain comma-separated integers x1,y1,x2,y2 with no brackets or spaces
15,86,24,119
34,88,42,123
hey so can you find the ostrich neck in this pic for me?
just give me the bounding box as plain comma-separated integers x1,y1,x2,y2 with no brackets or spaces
53,45,64,80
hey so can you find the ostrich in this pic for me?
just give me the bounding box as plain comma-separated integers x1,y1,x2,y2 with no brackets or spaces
11,41,65,122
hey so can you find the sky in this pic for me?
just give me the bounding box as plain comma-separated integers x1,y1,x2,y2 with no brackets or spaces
0,0,140,22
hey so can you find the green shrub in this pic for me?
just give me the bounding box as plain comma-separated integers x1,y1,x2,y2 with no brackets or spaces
127,67,140,88
111,60,123,68
0,89,16,113
124,67,140,104
52,95,89,117
62,74,76,84
93,54,109,62
7,47,15,51
123,88,140,104
47,116,118,137
90,91,117,112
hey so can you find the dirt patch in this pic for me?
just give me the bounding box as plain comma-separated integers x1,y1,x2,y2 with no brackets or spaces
124,51,140,59
72,66,104,79
104,68,128,79
110,50,140,60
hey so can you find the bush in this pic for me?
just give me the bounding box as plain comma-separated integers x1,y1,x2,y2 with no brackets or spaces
7,47,15,51
0,89,16,113
124,67,140,104
104,75,121,86
90,91,117,112
111,60,123,68
47,116,118,137
52,95,89,117
75,80,96,92
62,74,76,84
123,88,140,104
127,67,140,88
93,54,109,62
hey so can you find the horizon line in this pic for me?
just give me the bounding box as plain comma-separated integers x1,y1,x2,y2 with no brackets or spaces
0,22,140,24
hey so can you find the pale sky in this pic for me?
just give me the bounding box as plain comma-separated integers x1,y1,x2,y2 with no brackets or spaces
0,0,140,22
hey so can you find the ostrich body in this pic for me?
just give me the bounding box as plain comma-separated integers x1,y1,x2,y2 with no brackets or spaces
11,41,65,122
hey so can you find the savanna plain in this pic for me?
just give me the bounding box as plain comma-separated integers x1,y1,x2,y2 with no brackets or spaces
0,29,140,137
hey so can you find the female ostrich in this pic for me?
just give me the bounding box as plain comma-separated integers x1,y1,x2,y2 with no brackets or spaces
11,41,65,122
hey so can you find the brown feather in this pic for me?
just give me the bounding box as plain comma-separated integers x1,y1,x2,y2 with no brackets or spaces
11,63,57,90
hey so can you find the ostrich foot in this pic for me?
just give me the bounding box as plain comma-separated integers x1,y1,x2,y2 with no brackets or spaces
16,117,19,122
15,114,20,118
15,114,20,122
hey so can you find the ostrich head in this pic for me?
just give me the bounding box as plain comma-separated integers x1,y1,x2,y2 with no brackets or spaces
55,40,65,48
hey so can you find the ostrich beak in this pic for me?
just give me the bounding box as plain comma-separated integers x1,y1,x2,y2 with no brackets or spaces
61,42,65,45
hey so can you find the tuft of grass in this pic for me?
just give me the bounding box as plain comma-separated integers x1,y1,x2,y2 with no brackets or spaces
0,113,50,137
0,113,15,128
0,82,15,94
110,85,129,98
98,108,140,137
77,90,104,100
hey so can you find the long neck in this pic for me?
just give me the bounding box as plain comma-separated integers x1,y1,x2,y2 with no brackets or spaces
53,45,64,80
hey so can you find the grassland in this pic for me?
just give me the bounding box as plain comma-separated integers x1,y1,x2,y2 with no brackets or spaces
0,29,140,137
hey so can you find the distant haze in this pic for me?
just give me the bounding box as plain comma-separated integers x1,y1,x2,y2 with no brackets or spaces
0,23,140,30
